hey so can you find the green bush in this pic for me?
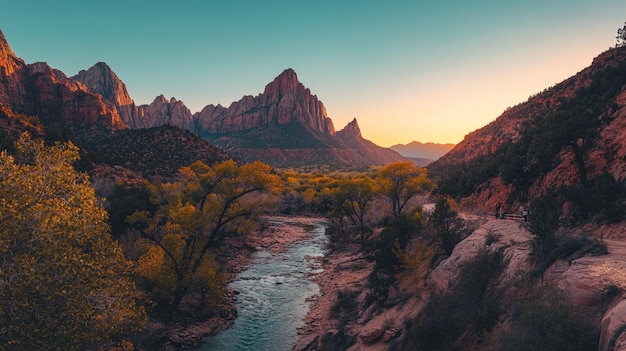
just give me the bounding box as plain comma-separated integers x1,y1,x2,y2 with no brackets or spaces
365,213,423,305
429,196,466,256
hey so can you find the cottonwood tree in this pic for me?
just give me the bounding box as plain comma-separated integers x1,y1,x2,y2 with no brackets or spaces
130,159,280,319
327,176,376,244
0,133,146,351
376,162,434,219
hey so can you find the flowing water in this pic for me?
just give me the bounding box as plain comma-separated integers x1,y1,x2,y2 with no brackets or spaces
200,219,327,351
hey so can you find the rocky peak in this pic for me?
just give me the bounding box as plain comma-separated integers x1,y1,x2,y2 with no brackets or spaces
141,95,193,130
0,28,125,129
0,29,25,75
73,62,134,106
193,68,336,135
265,68,299,97
72,62,149,128
337,118,362,139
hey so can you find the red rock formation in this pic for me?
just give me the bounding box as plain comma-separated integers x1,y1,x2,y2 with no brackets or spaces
0,29,126,129
73,62,147,128
0,29,24,76
141,95,194,130
335,118,406,165
194,69,335,135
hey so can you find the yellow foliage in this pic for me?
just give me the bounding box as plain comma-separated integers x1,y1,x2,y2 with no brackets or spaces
0,133,146,351
130,159,280,316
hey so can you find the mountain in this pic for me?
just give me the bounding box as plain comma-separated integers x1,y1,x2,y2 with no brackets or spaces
195,71,405,166
0,28,232,183
390,141,455,160
429,46,626,216
0,28,404,168
194,69,335,136
0,31,125,129
72,62,147,128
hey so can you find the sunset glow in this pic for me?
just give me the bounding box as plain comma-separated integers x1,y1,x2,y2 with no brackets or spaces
2,1,625,146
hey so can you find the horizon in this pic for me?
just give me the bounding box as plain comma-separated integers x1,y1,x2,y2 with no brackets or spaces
2,1,625,146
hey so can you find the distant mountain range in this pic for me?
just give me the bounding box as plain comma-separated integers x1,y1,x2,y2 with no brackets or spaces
390,141,455,165
0,28,405,168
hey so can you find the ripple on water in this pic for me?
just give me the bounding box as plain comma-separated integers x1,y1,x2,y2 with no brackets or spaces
200,221,327,351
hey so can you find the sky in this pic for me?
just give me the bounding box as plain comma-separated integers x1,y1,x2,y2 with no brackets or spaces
1,1,625,146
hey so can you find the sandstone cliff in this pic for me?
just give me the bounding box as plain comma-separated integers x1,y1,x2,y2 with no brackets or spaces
0,29,126,129
73,62,147,128
194,69,335,135
140,95,194,130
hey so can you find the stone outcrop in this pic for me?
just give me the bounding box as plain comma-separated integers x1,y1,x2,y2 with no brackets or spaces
193,69,335,135
0,29,126,129
73,62,147,128
0,29,25,76
141,95,194,130
334,118,406,166
601,300,626,351
427,219,534,290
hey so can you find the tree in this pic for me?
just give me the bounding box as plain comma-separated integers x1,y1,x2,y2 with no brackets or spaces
130,159,280,319
376,162,434,219
430,196,465,256
0,133,146,351
617,21,626,47
327,176,376,244
522,194,562,274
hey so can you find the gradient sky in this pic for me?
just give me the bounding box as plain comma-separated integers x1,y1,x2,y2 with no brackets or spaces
2,1,625,146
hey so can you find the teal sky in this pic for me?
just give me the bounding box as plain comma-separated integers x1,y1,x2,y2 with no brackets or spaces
1,1,625,145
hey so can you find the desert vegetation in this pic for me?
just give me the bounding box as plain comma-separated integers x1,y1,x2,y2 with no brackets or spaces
0,133,614,351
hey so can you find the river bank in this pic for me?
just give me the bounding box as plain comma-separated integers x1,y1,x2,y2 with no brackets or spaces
137,216,326,351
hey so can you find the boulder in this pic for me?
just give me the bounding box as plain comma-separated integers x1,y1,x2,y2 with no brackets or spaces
360,327,385,345
383,328,400,342
600,299,626,351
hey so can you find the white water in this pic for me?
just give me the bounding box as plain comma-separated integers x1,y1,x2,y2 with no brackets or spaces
200,220,327,351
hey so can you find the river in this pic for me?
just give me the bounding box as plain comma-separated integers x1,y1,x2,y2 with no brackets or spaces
200,218,327,351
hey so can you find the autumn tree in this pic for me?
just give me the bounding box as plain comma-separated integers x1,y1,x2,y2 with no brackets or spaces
327,176,376,243
130,159,280,319
376,162,434,219
0,133,146,351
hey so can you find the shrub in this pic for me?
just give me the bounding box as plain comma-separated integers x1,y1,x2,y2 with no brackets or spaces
488,287,598,351
429,196,466,256
331,289,359,322
395,249,508,350
365,213,424,305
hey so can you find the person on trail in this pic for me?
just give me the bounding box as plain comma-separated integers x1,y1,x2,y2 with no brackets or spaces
495,202,501,219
